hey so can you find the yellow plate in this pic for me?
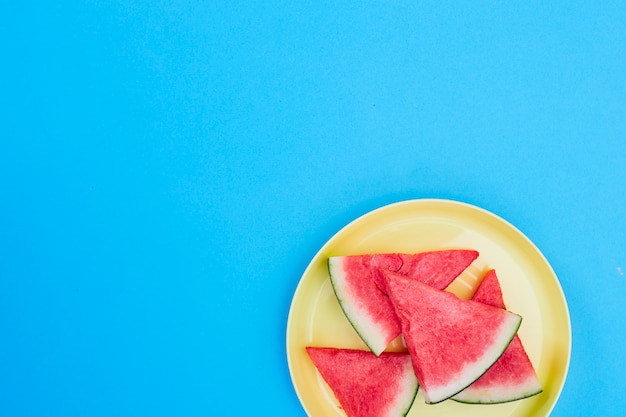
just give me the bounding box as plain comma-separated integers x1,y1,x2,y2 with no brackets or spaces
286,199,571,417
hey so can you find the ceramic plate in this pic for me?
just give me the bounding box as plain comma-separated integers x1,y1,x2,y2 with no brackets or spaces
286,199,571,417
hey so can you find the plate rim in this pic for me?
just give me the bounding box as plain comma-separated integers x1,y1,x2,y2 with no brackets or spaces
286,198,572,416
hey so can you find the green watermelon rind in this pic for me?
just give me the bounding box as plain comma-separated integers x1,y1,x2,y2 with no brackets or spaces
422,312,523,405
451,375,543,404
327,257,390,355
451,331,543,404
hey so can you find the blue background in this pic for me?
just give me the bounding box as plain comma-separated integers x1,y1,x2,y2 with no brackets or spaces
2,1,625,416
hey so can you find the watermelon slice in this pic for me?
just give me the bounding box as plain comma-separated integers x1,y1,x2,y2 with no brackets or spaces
306,347,418,417
452,269,543,403
382,270,522,404
327,250,478,355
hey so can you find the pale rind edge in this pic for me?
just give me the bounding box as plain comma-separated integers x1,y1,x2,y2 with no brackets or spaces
423,311,523,404
451,371,543,404
385,358,420,417
327,257,388,356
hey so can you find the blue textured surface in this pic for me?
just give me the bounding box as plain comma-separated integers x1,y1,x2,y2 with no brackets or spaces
2,1,625,416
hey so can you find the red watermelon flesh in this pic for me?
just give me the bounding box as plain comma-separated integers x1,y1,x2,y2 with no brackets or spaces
327,250,478,356
452,270,543,403
382,270,522,404
305,347,418,417
370,250,479,294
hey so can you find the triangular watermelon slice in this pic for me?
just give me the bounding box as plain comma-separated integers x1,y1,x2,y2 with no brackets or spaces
452,269,543,403
306,347,418,417
383,270,522,404
327,250,478,356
